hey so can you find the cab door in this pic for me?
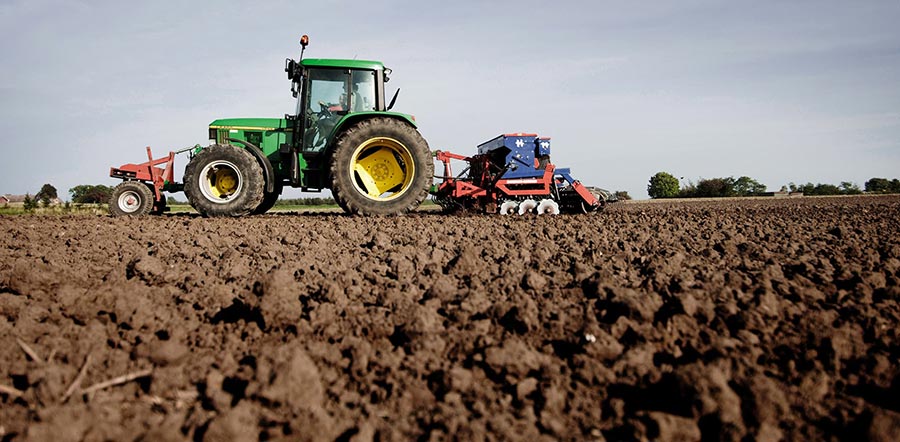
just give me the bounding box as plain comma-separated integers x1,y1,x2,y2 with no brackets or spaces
302,69,351,154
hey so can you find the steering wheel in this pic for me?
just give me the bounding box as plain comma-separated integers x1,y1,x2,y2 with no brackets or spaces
317,100,334,118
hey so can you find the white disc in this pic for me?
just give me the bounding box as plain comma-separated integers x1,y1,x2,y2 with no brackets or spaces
518,199,538,215
499,200,518,215
537,199,560,215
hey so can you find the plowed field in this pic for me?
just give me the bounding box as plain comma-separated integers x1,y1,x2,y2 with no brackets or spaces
2,196,899,441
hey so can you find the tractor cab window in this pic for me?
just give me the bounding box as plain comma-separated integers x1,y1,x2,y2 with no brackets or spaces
350,70,376,112
309,69,348,112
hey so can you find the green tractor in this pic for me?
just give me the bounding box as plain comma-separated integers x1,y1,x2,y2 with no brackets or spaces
110,35,433,217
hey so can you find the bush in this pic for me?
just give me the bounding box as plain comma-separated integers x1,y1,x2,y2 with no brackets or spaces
613,191,632,201
69,184,114,204
695,177,735,198
790,182,863,196
677,176,767,198
647,172,680,198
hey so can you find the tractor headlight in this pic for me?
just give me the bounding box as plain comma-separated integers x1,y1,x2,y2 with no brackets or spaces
384,67,392,83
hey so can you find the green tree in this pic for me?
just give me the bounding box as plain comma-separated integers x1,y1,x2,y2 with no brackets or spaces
732,176,767,196
647,172,680,198
864,177,900,194
865,177,889,192
69,184,114,204
693,177,735,198
35,183,58,205
802,183,841,195
23,194,37,212
839,182,862,195
796,183,815,195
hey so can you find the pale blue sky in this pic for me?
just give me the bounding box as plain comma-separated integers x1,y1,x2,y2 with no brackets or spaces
1,0,898,199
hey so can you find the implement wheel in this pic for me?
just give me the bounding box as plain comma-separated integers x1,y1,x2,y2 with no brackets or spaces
329,117,433,215
183,144,264,217
109,181,155,217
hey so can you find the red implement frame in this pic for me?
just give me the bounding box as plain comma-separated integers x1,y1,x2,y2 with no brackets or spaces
434,150,488,198
494,164,556,196
109,146,175,201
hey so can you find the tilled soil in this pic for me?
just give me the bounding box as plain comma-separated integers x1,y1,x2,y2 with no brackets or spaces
1,196,899,441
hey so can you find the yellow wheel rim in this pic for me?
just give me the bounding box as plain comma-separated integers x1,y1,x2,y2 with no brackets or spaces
199,160,243,203
349,137,415,201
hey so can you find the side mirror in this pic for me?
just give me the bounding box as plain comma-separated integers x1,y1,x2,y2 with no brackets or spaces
285,59,296,80
387,88,400,111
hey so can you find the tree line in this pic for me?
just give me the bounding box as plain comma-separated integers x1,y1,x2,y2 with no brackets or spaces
648,172,899,199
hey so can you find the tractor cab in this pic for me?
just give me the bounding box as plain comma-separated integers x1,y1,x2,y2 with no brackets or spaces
287,59,388,154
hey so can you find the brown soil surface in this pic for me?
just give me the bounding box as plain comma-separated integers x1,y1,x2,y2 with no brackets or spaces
1,195,899,441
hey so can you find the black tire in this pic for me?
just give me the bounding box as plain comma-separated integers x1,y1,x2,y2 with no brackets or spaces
151,192,168,215
183,144,264,217
329,117,433,215
252,182,283,215
109,181,154,217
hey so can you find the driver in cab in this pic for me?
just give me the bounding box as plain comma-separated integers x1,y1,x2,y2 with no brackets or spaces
328,84,367,113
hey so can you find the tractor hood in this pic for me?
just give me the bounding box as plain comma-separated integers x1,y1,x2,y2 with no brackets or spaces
208,118,289,131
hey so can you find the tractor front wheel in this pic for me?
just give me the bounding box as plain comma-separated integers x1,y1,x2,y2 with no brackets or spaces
109,181,155,217
183,144,264,217
329,118,433,215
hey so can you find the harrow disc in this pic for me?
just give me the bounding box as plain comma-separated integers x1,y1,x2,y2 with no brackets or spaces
518,199,538,215
499,200,518,215
537,199,560,215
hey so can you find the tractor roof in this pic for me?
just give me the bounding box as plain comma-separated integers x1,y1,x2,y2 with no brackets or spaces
301,58,384,71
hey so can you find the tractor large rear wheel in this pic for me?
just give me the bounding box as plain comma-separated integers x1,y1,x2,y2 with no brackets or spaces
183,144,264,217
329,117,433,215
